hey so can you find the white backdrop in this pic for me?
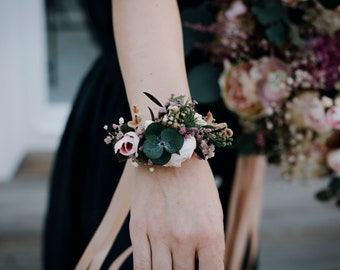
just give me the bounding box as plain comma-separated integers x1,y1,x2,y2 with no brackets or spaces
0,0,69,181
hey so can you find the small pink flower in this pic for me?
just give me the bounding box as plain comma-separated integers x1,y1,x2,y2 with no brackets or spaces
104,136,112,144
219,60,265,119
225,1,247,21
257,57,290,107
326,106,340,130
114,132,140,156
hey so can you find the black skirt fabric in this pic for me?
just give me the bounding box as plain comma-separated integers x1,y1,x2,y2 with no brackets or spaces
43,1,244,269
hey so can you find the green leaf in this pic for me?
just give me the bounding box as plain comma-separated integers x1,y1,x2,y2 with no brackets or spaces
290,25,306,47
148,107,155,121
252,6,280,25
143,92,163,107
120,124,134,133
145,122,165,137
161,128,184,153
265,23,289,46
188,64,221,104
143,135,163,159
151,151,172,166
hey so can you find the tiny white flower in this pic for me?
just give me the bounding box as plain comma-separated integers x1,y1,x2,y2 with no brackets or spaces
119,117,124,125
265,107,274,116
266,121,273,130
103,125,108,130
132,161,139,168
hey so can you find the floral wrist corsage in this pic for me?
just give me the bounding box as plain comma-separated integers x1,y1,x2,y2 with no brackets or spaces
104,92,233,168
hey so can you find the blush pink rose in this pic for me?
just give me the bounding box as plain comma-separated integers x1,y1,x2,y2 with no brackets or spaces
225,1,247,21
326,106,340,130
114,131,140,156
257,57,290,107
219,61,265,119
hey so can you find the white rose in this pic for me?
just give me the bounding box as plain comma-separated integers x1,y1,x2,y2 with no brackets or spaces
114,132,140,156
165,135,196,167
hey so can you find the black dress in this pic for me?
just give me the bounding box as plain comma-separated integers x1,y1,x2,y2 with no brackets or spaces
43,1,241,269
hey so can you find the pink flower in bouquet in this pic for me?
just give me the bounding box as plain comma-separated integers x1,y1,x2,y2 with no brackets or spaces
114,131,140,156
225,1,247,21
219,60,265,119
327,149,340,175
257,57,291,107
326,106,340,130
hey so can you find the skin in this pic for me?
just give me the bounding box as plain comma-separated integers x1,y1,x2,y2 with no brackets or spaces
112,0,225,269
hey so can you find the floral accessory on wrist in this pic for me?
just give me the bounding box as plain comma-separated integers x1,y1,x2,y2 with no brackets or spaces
104,92,233,168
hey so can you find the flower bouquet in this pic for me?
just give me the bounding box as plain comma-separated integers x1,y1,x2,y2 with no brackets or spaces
192,0,340,206
104,92,233,170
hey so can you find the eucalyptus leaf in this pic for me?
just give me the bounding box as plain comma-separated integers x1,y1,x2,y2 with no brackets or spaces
151,151,172,166
188,63,221,104
161,128,184,153
143,135,163,159
145,122,165,137
265,23,289,46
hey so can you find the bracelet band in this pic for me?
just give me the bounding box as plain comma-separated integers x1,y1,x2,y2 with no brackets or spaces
104,92,233,169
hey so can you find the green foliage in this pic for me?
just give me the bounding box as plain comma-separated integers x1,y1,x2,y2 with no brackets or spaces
265,23,289,46
188,63,221,104
143,123,184,165
251,0,291,46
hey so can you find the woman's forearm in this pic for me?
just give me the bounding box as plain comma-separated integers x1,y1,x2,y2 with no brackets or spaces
112,0,190,118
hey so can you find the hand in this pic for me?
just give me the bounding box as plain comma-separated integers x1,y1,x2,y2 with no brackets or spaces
125,158,225,270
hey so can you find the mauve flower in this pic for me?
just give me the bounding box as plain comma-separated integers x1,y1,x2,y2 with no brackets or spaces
326,106,340,130
225,1,247,21
104,136,112,144
114,132,140,156
165,135,196,167
219,60,265,119
257,57,290,107
327,149,340,175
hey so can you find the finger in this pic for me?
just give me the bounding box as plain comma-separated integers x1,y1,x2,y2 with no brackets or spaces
149,239,172,270
171,244,195,270
130,223,151,270
197,245,224,270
